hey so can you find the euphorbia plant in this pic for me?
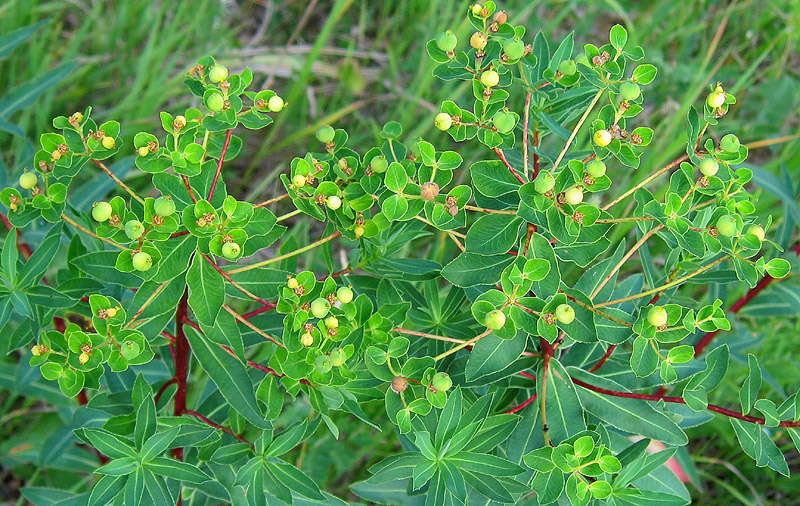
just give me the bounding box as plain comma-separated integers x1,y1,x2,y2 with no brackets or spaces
2,2,799,505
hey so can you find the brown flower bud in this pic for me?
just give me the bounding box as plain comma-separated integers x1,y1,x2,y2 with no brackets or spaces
420,182,440,200
391,376,409,394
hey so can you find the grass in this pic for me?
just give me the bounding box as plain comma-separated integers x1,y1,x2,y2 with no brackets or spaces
1,0,800,504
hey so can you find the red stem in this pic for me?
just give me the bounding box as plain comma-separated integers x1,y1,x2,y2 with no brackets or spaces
172,290,190,460
589,345,616,373
154,377,178,405
241,304,276,319
570,377,800,427
505,393,538,414
181,175,198,203
493,148,526,184
208,129,232,201
532,127,539,179
185,409,254,448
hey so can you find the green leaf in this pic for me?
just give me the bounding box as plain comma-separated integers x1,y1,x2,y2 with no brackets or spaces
739,353,762,416
146,457,211,483
2,229,18,285
186,253,224,325
729,418,789,476
632,64,657,85
83,429,137,460
18,223,62,288
765,258,791,278
538,359,586,444
570,368,688,446
0,20,50,58
184,326,269,428
609,24,628,51
447,451,524,477
88,476,126,506
139,426,180,462
0,61,79,120
466,331,525,381
267,461,325,500
465,214,523,255
384,162,407,192
441,252,514,287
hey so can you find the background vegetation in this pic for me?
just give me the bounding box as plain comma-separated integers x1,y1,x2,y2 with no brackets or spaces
1,0,799,504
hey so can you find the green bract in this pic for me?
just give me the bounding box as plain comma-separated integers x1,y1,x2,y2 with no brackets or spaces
0,10,796,506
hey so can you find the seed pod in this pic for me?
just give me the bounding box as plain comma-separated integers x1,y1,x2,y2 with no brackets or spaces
391,376,409,394
420,182,440,200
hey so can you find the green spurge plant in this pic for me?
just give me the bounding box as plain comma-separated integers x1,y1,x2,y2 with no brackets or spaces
1,3,799,506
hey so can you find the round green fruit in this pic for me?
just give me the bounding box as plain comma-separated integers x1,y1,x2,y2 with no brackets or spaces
593,129,612,147
92,201,113,222
287,277,299,289
154,195,176,217
371,156,388,173
79,352,90,365
330,348,346,367
480,70,500,87
555,303,575,324
534,173,556,194
647,306,668,327
503,38,525,60
207,92,224,112
324,316,339,329
484,309,506,330
315,125,335,143
716,215,737,237
138,146,149,157
470,31,488,50
19,171,38,189
558,59,577,76
301,333,314,347
209,64,229,83
292,174,306,188
436,30,458,52
698,158,719,177
746,224,765,241
101,136,116,149
720,134,740,153
132,251,153,272
434,112,453,131
493,110,516,134
432,372,453,392
222,242,241,260
326,195,342,210
337,286,354,304
564,186,584,206
354,225,365,238
706,90,725,108
267,95,284,112
120,340,140,361
315,355,333,374
585,159,606,178
471,3,483,15
124,220,144,240
310,298,331,319
619,81,641,101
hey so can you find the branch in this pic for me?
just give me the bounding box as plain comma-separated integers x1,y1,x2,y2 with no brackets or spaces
570,377,800,428
254,193,289,208
172,290,190,461
92,159,145,204
208,129,232,201
185,410,254,448
203,254,272,306
61,213,127,250
222,304,283,347
602,154,689,211
551,89,603,172
227,231,342,274
493,148,526,184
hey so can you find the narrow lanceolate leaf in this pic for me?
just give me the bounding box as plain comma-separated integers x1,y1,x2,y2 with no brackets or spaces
0,61,79,119
146,457,211,483
83,429,137,460
466,332,525,381
267,461,326,500
569,368,688,446
538,359,586,444
729,418,789,477
88,475,126,506
186,253,224,325
447,451,524,477
139,426,180,462
739,353,762,416
1,229,18,286
0,19,50,58
18,223,62,288
184,326,269,428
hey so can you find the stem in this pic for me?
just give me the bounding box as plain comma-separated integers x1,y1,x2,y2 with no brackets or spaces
61,213,127,250
254,194,290,208
126,282,168,328
505,393,538,414
523,91,532,178
172,290,190,461
463,205,517,215
590,225,663,299
564,294,634,328
276,209,303,222
596,256,729,308
433,330,492,361
203,254,273,306
227,231,341,274
540,338,553,446
154,378,177,405
551,89,603,172
92,160,145,205
223,304,283,347
208,129,233,201
186,410,254,448
494,148,526,184
602,154,689,211
570,377,800,427
182,175,198,203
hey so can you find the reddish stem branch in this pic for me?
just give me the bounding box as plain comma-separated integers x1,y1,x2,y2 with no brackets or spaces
589,345,616,373
208,129,232,201
493,148,526,184
172,290,190,461
181,175,198,203
185,410,254,448
505,393,538,414
570,377,800,427
154,378,178,405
